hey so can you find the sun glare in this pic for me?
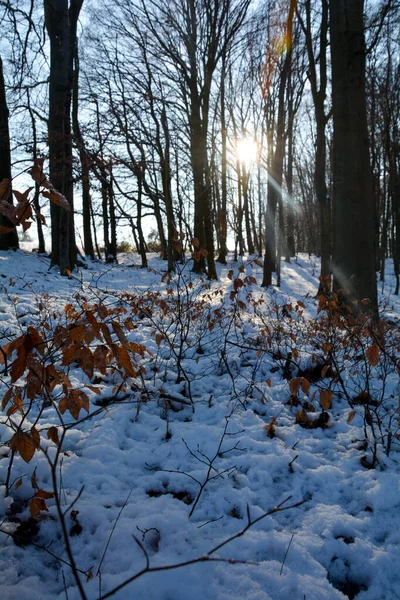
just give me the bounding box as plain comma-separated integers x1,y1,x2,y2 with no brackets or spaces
236,137,258,169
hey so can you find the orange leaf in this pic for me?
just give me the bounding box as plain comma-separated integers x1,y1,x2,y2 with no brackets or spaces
266,378,272,388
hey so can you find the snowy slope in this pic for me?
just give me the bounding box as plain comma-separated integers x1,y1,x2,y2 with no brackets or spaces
0,249,399,600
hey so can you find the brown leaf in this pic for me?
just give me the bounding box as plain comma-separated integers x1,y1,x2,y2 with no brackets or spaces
301,378,310,395
28,159,46,186
9,432,37,463
112,321,130,349
191,237,200,247
2,388,13,411
41,190,70,211
295,409,310,425
10,346,27,383
111,343,137,378
0,178,10,200
30,497,48,519
78,347,94,380
0,200,18,223
254,259,263,267
30,426,40,449
266,378,272,388
347,410,356,424
320,389,334,410
35,489,54,500
61,343,78,367
59,392,87,421
11,393,24,415
289,377,302,396
86,385,101,394
14,477,23,491
69,324,86,343
99,323,113,345
366,345,380,367
93,345,110,375
321,365,330,378
47,426,60,446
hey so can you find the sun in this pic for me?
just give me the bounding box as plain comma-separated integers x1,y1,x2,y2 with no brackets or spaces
236,137,258,169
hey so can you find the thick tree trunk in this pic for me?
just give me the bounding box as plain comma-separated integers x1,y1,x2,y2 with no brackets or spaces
45,0,78,273
330,0,378,313
0,56,19,250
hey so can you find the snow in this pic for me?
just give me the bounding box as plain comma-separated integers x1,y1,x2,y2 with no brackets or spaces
0,249,399,600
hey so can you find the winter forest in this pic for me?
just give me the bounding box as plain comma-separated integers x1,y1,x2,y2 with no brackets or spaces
0,0,400,599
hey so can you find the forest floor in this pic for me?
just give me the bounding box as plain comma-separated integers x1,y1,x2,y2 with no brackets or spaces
0,248,399,600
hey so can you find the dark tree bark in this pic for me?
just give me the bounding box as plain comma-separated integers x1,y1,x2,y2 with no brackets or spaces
26,90,45,253
297,0,331,293
44,0,81,273
330,0,378,313
72,36,94,259
0,56,19,251
262,0,296,287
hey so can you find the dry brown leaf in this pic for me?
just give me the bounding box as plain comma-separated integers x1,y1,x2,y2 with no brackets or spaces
14,477,23,491
301,378,310,395
320,389,334,410
9,432,37,463
47,426,60,446
2,388,13,411
366,345,380,367
289,377,302,396
41,190,70,211
30,497,48,519
35,489,54,499
111,344,137,378
347,410,356,424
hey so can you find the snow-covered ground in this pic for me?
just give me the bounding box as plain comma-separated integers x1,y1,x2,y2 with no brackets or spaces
0,249,399,600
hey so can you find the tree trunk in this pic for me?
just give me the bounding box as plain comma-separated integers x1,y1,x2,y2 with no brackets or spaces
262,0,296,287
330,0,378,313
72,36,94,259
0,56,19,250
217,59,228,264
45,0,77,273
